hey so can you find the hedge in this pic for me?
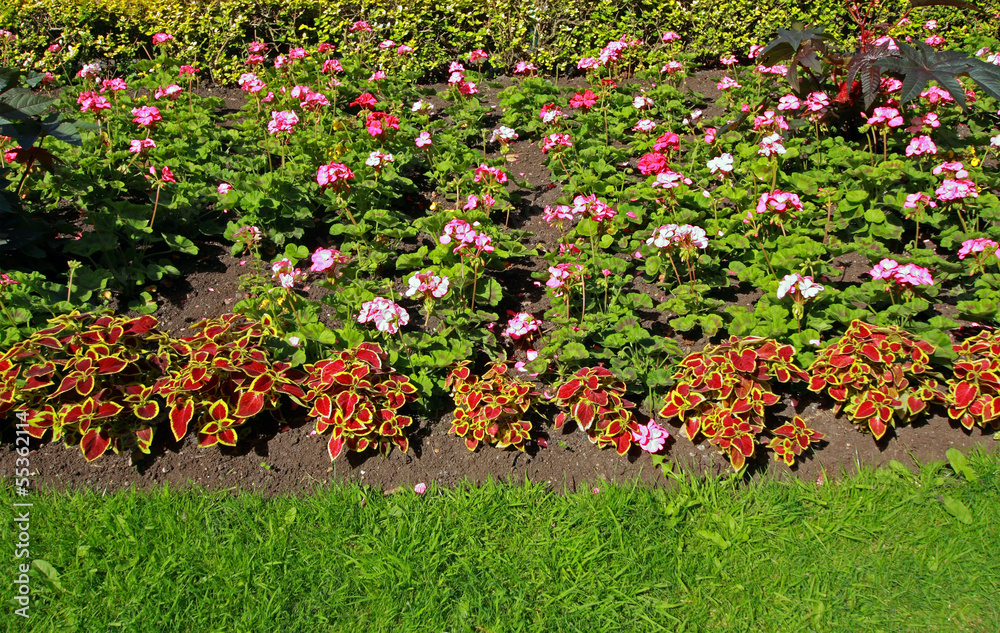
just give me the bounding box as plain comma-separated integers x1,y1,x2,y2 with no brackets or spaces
2,0,999,82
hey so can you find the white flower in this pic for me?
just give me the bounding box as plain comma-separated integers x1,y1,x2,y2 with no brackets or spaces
991,133,1000,148
707,153,734,174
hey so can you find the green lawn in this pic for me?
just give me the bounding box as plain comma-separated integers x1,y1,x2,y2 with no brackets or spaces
4,450,1000,632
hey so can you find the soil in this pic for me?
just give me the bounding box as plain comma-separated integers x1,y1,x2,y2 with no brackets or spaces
2,71,997,496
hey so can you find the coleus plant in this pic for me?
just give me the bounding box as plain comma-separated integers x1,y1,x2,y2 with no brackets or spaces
945,330,1000,430
0,310,169,460
161,313,307,448
806,320,943,440
550,366,639,455
445,360,536,451
302,342,418,459
766,415,825,466
659,336,808,471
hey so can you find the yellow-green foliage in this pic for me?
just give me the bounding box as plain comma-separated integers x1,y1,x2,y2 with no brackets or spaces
2,0,998,80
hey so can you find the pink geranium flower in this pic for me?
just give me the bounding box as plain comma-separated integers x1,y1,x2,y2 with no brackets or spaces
905,135,938,157
406,270,450,300
870,259,934,287
271,258,305,288
267,110,299,135
152,33,173,45
77,91,111,112
935,179,978,201
958,238,1000,260
310,248,349,274
316,161,355,192
503,312,541,340
631,421,669,453
131,106,162,127
358,297,409,334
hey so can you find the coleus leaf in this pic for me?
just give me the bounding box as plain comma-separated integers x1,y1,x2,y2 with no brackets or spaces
170,399,194,441
235,391,265,418
80,428,111,462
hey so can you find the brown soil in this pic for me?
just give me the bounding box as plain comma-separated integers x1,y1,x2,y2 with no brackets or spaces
2,72,997,495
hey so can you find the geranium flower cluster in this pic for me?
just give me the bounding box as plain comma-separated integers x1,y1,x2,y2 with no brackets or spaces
291,85,329,110
572,194,615,222
491,126,518,145
365,111,400,139
310,247,349,275
77,91,111,113
316,161,354,192
502,312,541,340
271,258,306,288
474,164,507,185
752,110,789,132
935,178,978,201
646,224,709,252
539,103,564,124
440,219,493,257
365,150,394,170
358,297,409,334
598,36,642,66
651,170,692,189
154,84,183,100
238,72,266,93
870,259,934,287
541,133,572,153
131,106,162,127
267,110,299,135
867,107,903,128
446,61,478,95
776,273,823,300
631,421,669,453
405,270,450,300
546,263,585,294
957,238,1000,260
750,190,802,223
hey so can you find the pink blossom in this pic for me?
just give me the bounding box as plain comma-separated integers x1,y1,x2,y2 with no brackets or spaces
358,297,409,334
267,110,299,135
377,40,395,50
154,84,184,100
906,112,940,133
310,248,349,273
662,31,681,42
76,63,100,79
131,106,162,127
129,138,156,154
513,61,538,75
752,110,789,132
238,72,266,93
546,263,585,293
633,95,654,110
925,35,945,47
651,170,693,189
875,36,898,50
920,86,953,105
777,94,801,110
368,70,385,82
867,107,903,127
748,44,763,59
469,49,488,63
958,238,1000,260
350,92,378,109
720,54,738,65
77,91,111,112
316,162,354,192
440,219,477,245
541,133,572,153
217,182,233,194
633,119,657,133
406,270,450,299
932,161,968,179
397,45,413,55
414,483,426,494
881,77,903,93
503,312,541,339
317,43,335,54
573,195,615,222
750,190,802,223
474,164,507,184
569,90,598,110
350,21,372,33
905,135,937,157
248,41,269,53
152,33,173,45
578,57,600,70
777,273,823,300
539,103,564,123
758,133,786,157
365,150,394,169
903,192,936,210
803,92,830,113
755,64,788,76
661,61,683,74
704,128,717,144
415,132,432,148
870,259,934,287
935,179,978,201
271,258,305,288
716,76,742,90
653,132,680,152
179,64,199,76
631,421,669,453
637,152,668,175
707,153,734,176
322,59,344,74
100,78,127,92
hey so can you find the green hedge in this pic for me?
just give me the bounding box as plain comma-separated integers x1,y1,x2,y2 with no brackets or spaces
2,0,999,81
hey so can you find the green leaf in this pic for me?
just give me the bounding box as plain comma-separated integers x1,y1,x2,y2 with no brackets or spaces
32,559,65,592
559,342,589,361
696,529,731,550
946,448,978,482
940,495,973,525
846,190,869,203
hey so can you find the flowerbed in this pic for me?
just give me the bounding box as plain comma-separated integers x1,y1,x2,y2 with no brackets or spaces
2,3,1000,475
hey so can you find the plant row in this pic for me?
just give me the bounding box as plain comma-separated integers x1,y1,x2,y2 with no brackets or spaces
2,310,997,472
3,0,994,80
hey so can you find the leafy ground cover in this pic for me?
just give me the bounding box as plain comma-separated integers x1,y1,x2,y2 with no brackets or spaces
1,3,1000,483
4,449,999,632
